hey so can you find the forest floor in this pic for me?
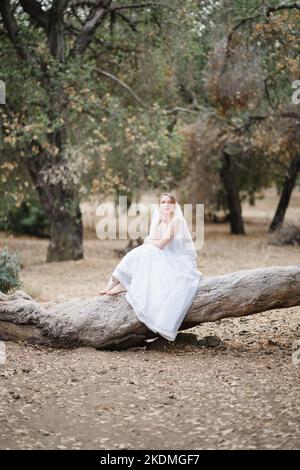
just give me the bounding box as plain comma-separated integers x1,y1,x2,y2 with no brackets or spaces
0,187,300,449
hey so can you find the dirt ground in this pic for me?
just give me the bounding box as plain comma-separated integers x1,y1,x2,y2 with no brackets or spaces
0,187,300,449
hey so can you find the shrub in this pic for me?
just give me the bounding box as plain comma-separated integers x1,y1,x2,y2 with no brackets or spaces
0,247,22,294
0,201,49,237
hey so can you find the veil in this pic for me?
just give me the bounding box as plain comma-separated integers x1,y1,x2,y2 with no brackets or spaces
148,202,198,260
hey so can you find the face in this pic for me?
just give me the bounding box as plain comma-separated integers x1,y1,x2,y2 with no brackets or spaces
159,195,176,217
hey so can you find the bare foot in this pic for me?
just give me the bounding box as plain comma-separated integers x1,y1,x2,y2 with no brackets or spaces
106,283,127,296
98,276,120,295
98,287,113,295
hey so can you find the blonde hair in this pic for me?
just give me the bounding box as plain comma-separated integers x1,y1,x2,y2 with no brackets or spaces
158,192,177,205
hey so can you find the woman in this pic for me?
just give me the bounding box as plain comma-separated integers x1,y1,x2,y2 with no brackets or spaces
99,193,202,341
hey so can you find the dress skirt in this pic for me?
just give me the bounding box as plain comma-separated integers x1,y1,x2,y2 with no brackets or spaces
112,243,202,341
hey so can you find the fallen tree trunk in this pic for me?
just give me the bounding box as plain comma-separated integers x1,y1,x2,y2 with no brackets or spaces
0,265,300,350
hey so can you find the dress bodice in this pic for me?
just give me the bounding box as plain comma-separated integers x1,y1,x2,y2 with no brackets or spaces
158,221,199,272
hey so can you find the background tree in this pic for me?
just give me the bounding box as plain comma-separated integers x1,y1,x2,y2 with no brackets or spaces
179,0,300,234
0,0,176,261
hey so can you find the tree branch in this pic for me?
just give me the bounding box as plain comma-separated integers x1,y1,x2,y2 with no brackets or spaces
115,11,138,31
19,0,49,29
69,0,98,6
225,1,300,59
225,14,262,60
70,0,112,56
95,68,147,108
109,2,162,12
265,2,300,16
0,0,31,61
0,265,299,350
164,106,201,115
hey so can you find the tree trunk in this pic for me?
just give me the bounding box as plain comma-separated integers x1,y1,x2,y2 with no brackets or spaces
42,11,84,261
269,154,300,233
249,188,255,206
220,151,245,234
0,265,299,350
25,153,84,262
47,198,83,262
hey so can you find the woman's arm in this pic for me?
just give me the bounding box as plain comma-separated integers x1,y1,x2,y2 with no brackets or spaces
144,220,160,244
147,216,182,250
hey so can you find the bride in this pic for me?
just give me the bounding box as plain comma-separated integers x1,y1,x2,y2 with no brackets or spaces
98,192,202,341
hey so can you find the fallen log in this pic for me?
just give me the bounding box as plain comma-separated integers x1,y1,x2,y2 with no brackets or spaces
0,265,299,350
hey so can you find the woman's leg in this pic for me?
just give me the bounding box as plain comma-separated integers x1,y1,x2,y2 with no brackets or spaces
98,275,120,295
106,281,127,295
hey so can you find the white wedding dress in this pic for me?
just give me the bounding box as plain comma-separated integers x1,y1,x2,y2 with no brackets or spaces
111,212,202,341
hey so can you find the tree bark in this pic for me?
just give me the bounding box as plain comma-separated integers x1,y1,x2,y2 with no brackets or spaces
25,151,84,262
0,265,299,350
268,154,300,233
220,150,245,234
